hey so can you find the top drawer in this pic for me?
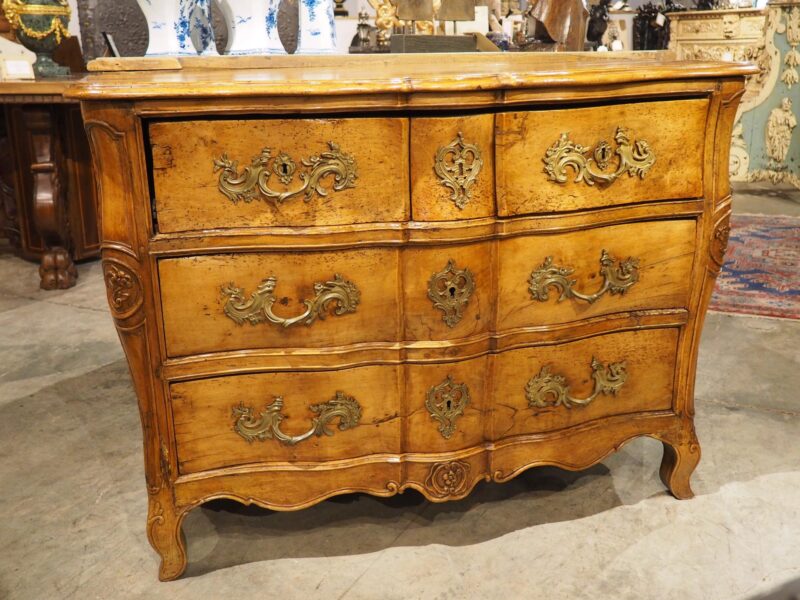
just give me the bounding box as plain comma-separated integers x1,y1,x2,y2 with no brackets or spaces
495,98,709,216
149,117,410,233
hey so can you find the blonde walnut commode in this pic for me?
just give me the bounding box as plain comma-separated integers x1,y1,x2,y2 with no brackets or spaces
72,53,754,581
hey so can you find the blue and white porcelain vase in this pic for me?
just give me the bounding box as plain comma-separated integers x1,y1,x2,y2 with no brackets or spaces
189,0,219,55
296,0,337,54
218,0,285,55
136,0,198,56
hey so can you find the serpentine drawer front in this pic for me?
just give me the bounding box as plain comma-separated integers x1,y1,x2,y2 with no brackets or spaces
495,98,709,216
74,53,753,580
149,117,410,232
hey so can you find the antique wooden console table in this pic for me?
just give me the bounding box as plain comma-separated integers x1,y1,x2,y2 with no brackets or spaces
0,79,99,289
69,53,755,580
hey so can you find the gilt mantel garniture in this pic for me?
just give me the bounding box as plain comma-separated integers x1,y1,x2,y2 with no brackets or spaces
68,53,755,580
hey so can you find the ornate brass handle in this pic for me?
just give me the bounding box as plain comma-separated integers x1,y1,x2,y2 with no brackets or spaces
232,392,362,445
221,274,360,327
543,127,655,186
529,250,639,305
213,141,357,205
434,132,483,209
526,358,628,409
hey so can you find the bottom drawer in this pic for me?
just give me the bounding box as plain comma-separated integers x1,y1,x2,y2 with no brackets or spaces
171,327,680,475
171,366,403,475
491,327,679,438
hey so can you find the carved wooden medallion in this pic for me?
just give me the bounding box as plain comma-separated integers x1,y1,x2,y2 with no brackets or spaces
102,261,142,318
425,460,470,498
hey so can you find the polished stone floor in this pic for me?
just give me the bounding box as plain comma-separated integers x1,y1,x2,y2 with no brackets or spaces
1,184,798,600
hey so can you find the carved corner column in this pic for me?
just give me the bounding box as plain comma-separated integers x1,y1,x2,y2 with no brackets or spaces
20,106,77,289
83,102,187,581
660,80,744,500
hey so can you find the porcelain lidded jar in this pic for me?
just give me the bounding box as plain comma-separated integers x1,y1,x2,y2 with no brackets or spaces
296,0,337,54
218,0,285,55
136,0,198,56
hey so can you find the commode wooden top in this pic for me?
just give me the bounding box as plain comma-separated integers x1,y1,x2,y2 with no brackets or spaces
68,53,757,101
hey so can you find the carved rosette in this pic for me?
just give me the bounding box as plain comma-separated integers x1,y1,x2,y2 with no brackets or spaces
103,261,143,319
710,212,732,271
425,460,470,499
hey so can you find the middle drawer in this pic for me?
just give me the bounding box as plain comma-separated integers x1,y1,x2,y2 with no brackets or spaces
158,219,695,358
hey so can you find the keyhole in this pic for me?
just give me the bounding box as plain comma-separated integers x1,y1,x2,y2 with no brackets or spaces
446,399,452,410
280,163,290,176
449,286,457,298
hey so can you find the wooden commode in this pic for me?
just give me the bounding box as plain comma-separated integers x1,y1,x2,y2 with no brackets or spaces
68,53,756,580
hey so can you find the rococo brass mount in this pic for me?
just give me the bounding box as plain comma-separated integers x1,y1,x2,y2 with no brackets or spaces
213,141,357,205
427,260,475,327
543,127,656,186
434,132,483,209
526,358,628,409
529,249,640,305
426,376,471,439
221,274,360,327
232,392,362,445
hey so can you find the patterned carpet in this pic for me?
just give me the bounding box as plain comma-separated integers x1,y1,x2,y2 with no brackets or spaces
710,214,800,320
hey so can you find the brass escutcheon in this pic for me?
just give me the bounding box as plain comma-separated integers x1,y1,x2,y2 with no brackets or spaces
426,375,470,439
434,132,483,209
427,259,475,328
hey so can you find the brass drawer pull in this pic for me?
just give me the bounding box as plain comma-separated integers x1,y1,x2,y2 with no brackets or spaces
232,392,362,445
434,132,483,209
428,259,475,328
213,141,357,205
426,376,470,439
221,274,360,327
529,249,639,305
543,127,655,186
526,358,628,409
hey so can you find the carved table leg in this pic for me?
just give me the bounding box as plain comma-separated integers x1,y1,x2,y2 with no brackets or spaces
659,425,701,500
147,493,189,581
22,107,77,290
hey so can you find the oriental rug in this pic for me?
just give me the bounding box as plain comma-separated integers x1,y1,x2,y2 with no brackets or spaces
709,214,800,320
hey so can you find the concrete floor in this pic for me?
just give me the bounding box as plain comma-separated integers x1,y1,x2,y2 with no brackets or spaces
1,184,799,600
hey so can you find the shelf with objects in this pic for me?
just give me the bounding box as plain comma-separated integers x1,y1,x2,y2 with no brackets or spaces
0,0,99,290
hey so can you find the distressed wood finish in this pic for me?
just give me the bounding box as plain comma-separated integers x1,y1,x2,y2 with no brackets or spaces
71,53,754,581
149,117,410,232
496,98,709,215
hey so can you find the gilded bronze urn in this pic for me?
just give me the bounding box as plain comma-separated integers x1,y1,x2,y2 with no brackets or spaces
3,0,71,77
